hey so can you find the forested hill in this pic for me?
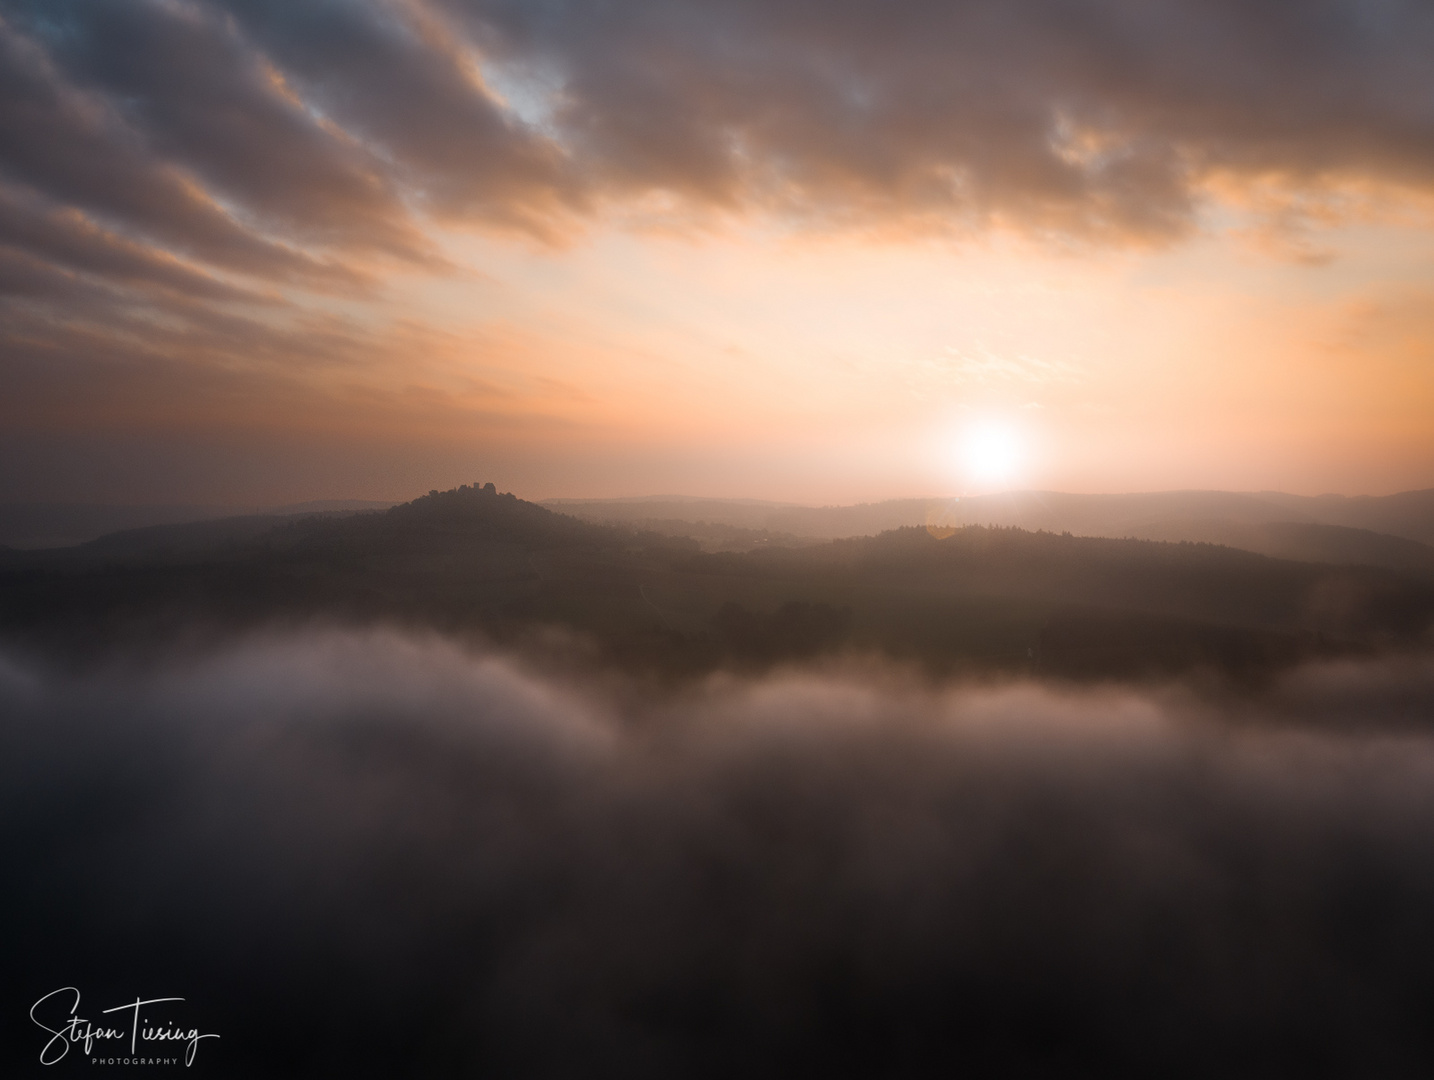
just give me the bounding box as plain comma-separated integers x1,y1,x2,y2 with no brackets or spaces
2,485,1432,683
0,483,631,572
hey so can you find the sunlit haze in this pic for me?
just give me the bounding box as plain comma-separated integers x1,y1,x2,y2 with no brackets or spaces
2,1,1432,505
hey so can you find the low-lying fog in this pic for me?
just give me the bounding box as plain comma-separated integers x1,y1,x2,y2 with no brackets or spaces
7,630,1434,1076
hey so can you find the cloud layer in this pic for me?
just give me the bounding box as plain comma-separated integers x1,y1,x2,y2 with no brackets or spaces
7,630,1434,1075
4,0,1434,295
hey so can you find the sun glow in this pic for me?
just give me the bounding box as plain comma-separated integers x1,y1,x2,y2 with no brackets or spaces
960,420,1024,490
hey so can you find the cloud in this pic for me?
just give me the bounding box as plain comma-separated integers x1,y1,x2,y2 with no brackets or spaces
939,345,1084,385
0,182,269,303
454,0,1434,237
6,628,1434,1075
4,0,1434,504
2,0,1432,287
0,9,367,286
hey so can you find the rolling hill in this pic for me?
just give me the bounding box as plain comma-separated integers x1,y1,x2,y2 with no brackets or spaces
4,484,1432,685
549,488,1434,574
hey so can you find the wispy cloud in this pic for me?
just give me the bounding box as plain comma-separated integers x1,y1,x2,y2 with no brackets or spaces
938,344,1085,385
3,0,1433,303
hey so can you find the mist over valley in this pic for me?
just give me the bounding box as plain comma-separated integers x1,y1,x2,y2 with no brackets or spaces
6,485,1434,1073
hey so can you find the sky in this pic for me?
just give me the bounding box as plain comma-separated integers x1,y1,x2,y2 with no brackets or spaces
1,0,1433,506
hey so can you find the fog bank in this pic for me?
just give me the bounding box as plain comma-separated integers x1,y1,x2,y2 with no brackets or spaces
6,631,1434,1076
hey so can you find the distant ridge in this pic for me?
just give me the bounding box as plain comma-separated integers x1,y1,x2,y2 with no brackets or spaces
546,494,798,507
546,488,1434,575
11,487,1434,567
5,483,1433,684
0,498,396,549
267,499,397,516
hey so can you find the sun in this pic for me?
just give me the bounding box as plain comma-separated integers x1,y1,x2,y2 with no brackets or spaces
960,419,1024,488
